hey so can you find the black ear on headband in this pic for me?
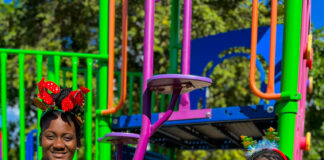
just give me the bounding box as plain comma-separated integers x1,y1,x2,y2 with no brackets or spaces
33,97,48,111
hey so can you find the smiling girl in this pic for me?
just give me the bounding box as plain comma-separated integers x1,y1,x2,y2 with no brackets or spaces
34,78,89,160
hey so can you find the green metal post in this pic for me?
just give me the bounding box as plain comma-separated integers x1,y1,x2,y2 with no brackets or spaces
277,0,303,159
160,94,165,112
1,53,8,160
117,74,122,116
168,0,180,75
151,92,156,112
167,148,176,160
36,55,43,160
72,57,78,160
98,0,111,159
95,72,100,160
140,77,143,113
86,58,93,160
48,56,55,81
128,76,134,115
18,54,26,160
54,56,60,85
63,70,67,87
168,0,181,111
165,1,181,157
158,146,164,157
72,57,78,90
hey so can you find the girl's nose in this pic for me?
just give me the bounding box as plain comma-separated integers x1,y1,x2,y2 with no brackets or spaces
53,139,65,150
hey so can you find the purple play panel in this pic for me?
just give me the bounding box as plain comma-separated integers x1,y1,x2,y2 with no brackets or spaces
97,132,139,144
147,74,212,94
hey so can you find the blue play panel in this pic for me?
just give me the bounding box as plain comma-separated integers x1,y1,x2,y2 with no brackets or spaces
112,105,277,150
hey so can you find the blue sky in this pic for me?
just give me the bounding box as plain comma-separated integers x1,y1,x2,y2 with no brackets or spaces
312,0,324,29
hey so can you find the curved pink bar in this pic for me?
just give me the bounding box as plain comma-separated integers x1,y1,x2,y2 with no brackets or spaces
150,89,181,136
294,0,311,159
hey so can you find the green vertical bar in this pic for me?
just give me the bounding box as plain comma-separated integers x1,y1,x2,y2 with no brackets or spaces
168,0,180,74
95,72,100,160
54,55,60,85
158,146,164,155
167,148,176,160
47,56,55,159
140,76,143,113
98,0,111,159
128,76,134,115
277,0,303,159
71,57,78,160
18,54,26,160
168,0,181,111
1,53,8,160
48,57,55,81
98,62,110,160
117,74,122,116
62,70,67,88
86,58,93,160
151,92,156,112
36,55,43,160
72,57,78,90
160,94,165,112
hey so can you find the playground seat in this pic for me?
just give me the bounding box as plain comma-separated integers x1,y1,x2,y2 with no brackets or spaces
98,132,140,159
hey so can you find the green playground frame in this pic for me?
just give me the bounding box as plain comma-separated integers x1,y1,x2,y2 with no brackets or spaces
0,0,309,160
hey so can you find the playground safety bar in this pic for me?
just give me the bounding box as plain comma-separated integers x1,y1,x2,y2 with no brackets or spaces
99,0,129,115
250,0,281,100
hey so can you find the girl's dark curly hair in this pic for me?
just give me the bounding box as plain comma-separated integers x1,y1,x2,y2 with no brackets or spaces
248,149,288,160
40,88,82,147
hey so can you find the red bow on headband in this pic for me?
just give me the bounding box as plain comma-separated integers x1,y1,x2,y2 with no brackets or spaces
38,78,60,105
62,87,90,112
37,78,90,112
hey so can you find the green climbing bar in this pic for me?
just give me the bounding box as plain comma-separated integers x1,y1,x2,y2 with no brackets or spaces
278,0,303,159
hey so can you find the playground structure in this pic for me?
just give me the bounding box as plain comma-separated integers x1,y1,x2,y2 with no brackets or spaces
0,0,313,160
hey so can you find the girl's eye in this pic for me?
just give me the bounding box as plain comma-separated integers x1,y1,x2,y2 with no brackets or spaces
63,136,73,141
46,135,55,140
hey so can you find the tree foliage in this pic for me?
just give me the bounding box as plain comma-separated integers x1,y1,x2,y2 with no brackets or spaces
0,0,323,159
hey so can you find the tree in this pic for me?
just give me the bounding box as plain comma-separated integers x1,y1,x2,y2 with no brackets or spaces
0,0,323,159
305,27,324,160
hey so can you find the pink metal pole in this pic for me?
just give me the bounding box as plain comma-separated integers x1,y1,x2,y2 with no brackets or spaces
150,89,181,136
179,0,192,111
294,0,311,159
133,0,155,159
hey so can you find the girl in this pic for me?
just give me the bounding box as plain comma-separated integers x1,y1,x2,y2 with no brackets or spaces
34,78,89,160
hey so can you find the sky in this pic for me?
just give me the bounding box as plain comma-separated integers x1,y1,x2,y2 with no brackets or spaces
311,0,324,29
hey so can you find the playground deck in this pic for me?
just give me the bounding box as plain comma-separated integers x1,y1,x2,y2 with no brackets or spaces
112,105,277,149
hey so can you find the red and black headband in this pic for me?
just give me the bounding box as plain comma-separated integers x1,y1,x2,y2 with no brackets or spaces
34,78,90,125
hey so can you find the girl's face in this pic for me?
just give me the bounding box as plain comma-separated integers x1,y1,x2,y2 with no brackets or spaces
40,114,77,160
